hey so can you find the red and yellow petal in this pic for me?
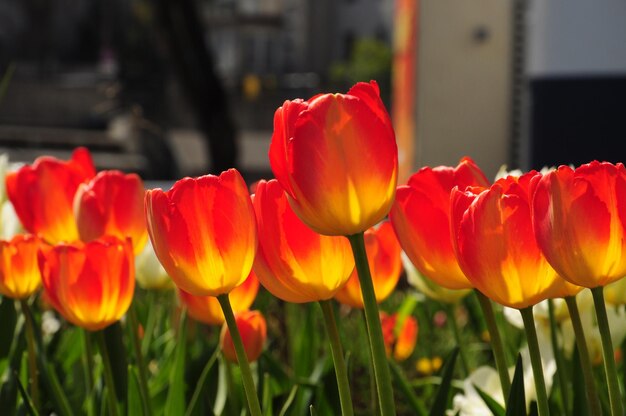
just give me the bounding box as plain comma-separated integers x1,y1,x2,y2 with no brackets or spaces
7,148,95,244
75,170,147,254
453,174,580,309
533,162,626,287
145,169,257,296
180,270,260,325
253,180,354,303
0,234,42,299
220,310,267,363
269,81,398,236
39,237,134,331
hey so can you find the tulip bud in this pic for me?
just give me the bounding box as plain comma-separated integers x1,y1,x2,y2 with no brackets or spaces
220,310,267,363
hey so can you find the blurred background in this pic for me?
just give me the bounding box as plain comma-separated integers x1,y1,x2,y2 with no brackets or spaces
0,0,625,182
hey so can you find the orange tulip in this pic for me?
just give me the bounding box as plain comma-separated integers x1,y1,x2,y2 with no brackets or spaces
451,172,582,309
0,234,42,299
220,310,267,363
389,157,489,290
74,170,147,254
269,81,398,236
6,148,95,244
252,179,354,303
38,236,135,331
145,169,257,296
380,312,418,361
532,161,626,288
180,270,260,325
335,221,401,308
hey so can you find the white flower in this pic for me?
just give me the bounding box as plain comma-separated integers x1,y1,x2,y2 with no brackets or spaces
401,251,470,304
453,303,556,415
135,239,173,290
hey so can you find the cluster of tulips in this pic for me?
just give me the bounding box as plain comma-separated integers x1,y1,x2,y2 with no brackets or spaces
2,80,626,416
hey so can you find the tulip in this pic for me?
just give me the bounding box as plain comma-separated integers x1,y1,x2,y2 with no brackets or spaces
145,169,257,296
335,221,401,308
452,172,582,416
252,179,354,303
532,161,626,416
401,252,470,304
38,236,134,331
180,270,260,325
220,310,267,363
532,161,626,288
0,234,42,299
135,239,173,290
390,157,489,290
380,312,418,361
451,172,582,309
604,277,626,306
75,170,147,254
6,148,95,244
269,81,397,236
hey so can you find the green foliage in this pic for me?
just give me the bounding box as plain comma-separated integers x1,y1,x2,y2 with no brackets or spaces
429,348,458,416
329,38,392,101
506,355,526,416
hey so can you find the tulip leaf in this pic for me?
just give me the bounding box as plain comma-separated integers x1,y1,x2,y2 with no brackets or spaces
475,385,505,416
185,346,220,416
41,362,75,416
505,354,526,416
278,385,299,416
103,322,128,406
571,345,590,416
127,366,144,416
14,370,39,416
388,358,427,416
213,356,228,415
262,372,273,415
165,311,187,416
0,371,18,416
429,347,458,416
0,296,16,360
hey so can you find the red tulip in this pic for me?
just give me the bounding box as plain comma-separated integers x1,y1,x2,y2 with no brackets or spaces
180,270,260,325
380,312,418,361
390,157,489,290
145,169,257,296
532,162,626,288
451,172,582,309
335,221,402,308
269,81,398,236
74,170,147,254
6,148,95,244
220,310,267,363
39,236,135,331
0,234,42,299
252,179,354,303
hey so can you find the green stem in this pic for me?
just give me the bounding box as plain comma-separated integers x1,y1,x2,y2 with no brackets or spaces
217,293,262,416
82,330,95,416
547,300,569,413
474,290,511,399
185,347,220,416
519,306,549,416
444,303,469,376
128,304,152,416
319,300,354,416
347,232,396,416
591,286,624,416
564,296,601,416
95,330,120,416
20,299,39,410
